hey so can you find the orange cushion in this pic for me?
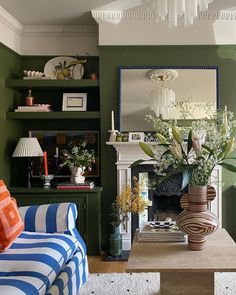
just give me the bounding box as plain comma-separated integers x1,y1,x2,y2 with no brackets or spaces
0,180,24,252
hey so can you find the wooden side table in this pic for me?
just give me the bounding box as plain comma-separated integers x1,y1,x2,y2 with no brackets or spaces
127,229,236,295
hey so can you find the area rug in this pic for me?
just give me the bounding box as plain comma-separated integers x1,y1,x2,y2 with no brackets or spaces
79,272,236,294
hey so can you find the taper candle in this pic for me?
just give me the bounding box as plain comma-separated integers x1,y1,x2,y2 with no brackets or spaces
43,151,48,176
111,110,115,131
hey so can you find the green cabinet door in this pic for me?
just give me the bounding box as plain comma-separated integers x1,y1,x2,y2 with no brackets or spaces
9,187,103,255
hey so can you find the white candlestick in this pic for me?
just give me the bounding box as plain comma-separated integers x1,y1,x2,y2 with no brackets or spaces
56,147,59,156
224,105,228,124
111,110,115,131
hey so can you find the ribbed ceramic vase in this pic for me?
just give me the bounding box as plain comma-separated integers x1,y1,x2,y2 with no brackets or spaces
176,185,219,251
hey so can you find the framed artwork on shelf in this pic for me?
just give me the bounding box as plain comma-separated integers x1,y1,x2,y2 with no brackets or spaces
128,132,145,142
62,93,87,111
29,130,99,178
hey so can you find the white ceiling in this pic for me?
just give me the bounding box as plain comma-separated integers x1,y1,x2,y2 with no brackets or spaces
0,0,235,26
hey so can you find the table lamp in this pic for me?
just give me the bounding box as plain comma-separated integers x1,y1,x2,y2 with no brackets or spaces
12,137,44,188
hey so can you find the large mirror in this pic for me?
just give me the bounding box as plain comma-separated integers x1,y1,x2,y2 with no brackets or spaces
119,66,219,131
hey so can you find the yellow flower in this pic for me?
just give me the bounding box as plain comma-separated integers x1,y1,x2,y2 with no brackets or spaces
113,176,151,226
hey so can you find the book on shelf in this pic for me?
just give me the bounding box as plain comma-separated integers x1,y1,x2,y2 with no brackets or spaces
15,104,51,112
56,181,95,189
23,77,50,80
137,221,186,243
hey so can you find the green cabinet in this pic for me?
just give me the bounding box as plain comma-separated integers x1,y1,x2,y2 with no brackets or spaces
9,186,103,255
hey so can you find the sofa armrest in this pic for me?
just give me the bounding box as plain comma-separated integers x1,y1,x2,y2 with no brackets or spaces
19,202,79,236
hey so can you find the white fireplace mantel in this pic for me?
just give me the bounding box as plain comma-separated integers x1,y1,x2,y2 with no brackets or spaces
107,141,222,250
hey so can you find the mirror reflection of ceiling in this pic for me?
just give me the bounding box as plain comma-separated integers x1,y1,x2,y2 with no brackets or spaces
120,68,217,131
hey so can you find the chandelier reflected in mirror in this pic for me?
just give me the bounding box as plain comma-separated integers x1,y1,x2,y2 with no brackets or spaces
143,0,214,27
146,69,178,119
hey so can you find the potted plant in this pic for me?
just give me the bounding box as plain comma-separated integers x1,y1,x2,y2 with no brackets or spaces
60,141,95,184
109,176,151,256
131,107,236,250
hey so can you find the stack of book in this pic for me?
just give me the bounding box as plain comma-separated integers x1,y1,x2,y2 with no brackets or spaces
137,221,186,243
56,181,95,189
15,104,51,112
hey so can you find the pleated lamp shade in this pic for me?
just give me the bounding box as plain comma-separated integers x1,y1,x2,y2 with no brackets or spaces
12,137,44,157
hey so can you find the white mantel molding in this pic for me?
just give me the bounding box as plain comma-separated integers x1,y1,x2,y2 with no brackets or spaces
107,141,222,250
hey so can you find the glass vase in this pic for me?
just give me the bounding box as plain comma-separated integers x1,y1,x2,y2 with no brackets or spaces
109,226,122,256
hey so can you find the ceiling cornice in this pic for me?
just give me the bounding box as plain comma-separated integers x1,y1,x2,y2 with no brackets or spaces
0,6,98,37
22,24,98,36
0,6,22,33
92,10,236,23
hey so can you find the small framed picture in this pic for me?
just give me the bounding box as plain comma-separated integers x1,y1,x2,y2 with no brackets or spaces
62,93,87,111
129,132,145,142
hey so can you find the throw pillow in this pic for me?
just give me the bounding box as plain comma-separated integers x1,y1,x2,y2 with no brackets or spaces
0,180,24,251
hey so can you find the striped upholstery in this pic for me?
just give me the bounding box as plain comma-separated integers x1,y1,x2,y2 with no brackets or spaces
19,203,78,234
0,202,88,295
47,253,89,295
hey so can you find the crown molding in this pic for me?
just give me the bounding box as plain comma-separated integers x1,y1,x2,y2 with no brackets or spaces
22,24,98,36
0,6,22,34
92,10,236,23
0,6,98,37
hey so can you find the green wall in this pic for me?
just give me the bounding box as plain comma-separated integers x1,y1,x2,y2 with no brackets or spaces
0,43,21,184
99,45,236,246
1,43,236,249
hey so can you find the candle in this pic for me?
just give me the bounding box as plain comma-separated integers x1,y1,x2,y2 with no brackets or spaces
111,110,115,131
43,151,48,176
225,105,228,123
55,147,59,157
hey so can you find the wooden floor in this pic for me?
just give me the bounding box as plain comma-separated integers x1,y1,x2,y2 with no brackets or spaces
88,255,127,273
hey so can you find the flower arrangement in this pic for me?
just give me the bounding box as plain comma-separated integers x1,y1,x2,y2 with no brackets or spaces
132,107,236,189
110,176,152,228
60,141,95,172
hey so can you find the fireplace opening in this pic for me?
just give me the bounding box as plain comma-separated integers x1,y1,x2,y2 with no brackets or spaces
131,164,187,240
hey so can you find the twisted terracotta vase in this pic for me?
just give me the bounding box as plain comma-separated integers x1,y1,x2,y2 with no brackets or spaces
176,185,219,251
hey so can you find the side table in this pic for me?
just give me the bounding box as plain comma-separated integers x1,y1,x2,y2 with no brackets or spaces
127,229,236,295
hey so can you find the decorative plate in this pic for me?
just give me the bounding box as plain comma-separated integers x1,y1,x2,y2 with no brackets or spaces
44,56,84,80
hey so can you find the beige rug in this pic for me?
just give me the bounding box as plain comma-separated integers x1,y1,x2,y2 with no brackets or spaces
79,272,236,294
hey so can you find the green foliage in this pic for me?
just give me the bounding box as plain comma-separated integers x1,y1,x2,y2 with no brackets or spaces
60,141,95,171
136,108,236,189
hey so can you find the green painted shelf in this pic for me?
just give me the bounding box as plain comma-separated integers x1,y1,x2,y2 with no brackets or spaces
6,111,100,119
5,79,99,89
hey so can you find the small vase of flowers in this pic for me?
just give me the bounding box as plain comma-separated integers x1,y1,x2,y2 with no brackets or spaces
109,176,152,256
60,141,95,184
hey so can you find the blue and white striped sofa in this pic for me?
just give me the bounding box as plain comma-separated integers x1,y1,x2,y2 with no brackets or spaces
0,202,88,295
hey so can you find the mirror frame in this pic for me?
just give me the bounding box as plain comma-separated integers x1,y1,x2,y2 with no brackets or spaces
118,66,219,132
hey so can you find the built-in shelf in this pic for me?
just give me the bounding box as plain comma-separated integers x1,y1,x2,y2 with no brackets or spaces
6,111,100,120
5,79,99,89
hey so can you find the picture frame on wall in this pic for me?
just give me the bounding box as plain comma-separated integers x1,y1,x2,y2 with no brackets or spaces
128,132,145,142
29,130,99,178
62,93,87,111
